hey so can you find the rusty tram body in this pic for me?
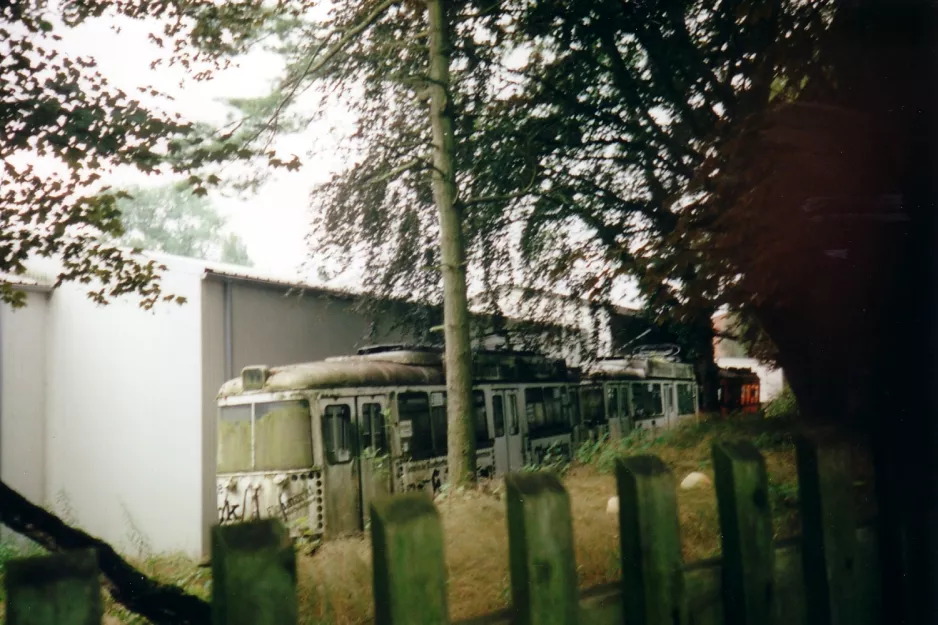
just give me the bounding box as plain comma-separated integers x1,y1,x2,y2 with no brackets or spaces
214,344,703,541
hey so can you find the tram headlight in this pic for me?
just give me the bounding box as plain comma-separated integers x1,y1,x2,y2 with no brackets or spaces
241,365,270,391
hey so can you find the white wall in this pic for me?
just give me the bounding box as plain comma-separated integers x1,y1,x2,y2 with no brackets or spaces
43,257,206,556
1,291,50,510
717,357,785,403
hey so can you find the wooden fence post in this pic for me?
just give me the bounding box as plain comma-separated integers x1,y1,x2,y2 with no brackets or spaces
211,519,297,625
505,472,578,625
712,440,775,625
616,455,687,625
5,549,101,625
796,432,860,625
371,492,449,624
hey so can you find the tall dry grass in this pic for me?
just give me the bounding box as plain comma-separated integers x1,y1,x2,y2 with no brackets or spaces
292,414,835,623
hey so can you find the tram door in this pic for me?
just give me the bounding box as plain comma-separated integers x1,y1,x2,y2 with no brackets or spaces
662,383,675,428
319,397,361,538
493,390,524,475
356,396,389,526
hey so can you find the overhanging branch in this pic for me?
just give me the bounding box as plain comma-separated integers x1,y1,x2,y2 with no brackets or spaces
0,480,210,625
250,0,401,144
364,157,429,184
462,164,538,207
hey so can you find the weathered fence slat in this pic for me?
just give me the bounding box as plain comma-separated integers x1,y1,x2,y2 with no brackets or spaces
505,472,579,625
371,491,449,625
1,440,884,625
616,455,687,625
4,548,101,625
796,433,860,625
211,519,298,625
713,440,775,625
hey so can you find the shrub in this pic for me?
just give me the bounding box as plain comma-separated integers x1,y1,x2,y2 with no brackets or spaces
764,383,800,420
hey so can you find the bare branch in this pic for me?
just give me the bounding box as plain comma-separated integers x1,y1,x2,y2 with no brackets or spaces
364,157,429,184
249,0,400,144
462,163,538,207
0,480,210,625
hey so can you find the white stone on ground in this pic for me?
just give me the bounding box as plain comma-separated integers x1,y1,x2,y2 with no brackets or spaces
680,471,712,489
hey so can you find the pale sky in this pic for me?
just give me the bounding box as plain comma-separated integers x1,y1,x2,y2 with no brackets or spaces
58,14,342,280
54,11,642,307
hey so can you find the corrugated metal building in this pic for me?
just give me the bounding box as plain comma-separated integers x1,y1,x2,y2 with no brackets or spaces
0,252,626,558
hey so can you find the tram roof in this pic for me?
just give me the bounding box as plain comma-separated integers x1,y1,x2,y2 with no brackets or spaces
217,347,573,398
584,356,695,381
217,358,445,397
718,367,761,382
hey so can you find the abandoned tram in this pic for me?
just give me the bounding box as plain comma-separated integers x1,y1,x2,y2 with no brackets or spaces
214,344,714,540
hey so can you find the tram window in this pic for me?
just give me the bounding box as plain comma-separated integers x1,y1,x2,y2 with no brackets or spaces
507,394,520,436
632,383,664,419
619,385,631,418
399,392,434,460
548,388,564,426
632,383,648,418
361,403,387,455
565,388,581,425
525,388,546,428
526,387,567,436
493,395,505,437
255,400,312,471
218,404,252,473
607,386,619,420
473,391,492,448
430,392,448,458
580,386,604,425
651,384,663,414
323,404,353,465
677,384,696,415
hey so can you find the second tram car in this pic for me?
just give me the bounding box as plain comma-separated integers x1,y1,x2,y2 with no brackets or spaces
717,367,762,416
579,355,699,439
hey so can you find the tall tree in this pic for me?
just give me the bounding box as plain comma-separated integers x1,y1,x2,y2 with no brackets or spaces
426,0,475,484
114,183,254,266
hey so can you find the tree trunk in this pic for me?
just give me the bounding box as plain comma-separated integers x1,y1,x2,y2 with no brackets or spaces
426,0,476,486
692,317,721,413
0,480,210,624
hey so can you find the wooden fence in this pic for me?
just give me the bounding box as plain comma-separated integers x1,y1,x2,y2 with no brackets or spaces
3,435,880,624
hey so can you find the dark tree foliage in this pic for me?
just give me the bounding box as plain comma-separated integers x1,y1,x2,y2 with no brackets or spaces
444,0,831,406
0,0,297,308
216,1,830,390
669,2,938,620
0,2,292,622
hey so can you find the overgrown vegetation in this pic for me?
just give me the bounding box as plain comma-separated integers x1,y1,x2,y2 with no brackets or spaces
0,537,46,620
763,383,801,420
0,415,874,625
